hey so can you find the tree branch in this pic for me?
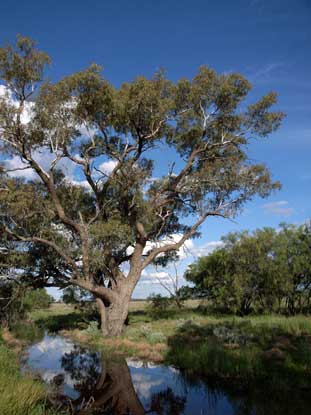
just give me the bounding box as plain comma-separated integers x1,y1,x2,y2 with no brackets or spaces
3,225,80,277
142,210,227,269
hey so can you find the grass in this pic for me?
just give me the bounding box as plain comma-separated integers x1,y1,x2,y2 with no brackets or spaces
29,303,77,320
0,330,66,415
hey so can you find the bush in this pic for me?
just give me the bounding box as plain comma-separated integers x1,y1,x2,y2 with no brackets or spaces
147,294,172,318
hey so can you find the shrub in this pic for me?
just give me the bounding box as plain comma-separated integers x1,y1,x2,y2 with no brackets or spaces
147,294,172,318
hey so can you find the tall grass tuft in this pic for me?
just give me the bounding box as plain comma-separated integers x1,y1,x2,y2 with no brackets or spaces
0,334,65,415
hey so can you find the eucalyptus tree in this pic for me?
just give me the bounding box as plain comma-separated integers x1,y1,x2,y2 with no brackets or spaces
0,36,284,335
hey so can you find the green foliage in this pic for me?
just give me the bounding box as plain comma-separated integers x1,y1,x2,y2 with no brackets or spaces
62,286,89,305
185,222,311,315
176,286,195,300
34,311,87,332
61,287,98,323
0,36,51,97
130,324,166,344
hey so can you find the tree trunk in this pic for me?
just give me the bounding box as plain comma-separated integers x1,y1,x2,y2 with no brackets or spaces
96,298,108,336
96,292,131,337
175,296,183,309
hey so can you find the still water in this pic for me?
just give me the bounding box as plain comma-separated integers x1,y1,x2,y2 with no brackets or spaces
22,332,311,415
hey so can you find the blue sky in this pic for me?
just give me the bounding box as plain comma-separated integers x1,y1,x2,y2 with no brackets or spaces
1,0,310,298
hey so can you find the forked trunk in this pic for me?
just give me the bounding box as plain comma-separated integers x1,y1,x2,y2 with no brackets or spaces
96,295,130,337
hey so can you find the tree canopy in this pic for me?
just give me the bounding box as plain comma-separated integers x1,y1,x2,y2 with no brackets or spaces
0,36,284,335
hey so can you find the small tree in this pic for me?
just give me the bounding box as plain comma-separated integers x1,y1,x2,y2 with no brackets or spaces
147,293,172,318
24,288,53,309
0,36,284,335
185,223,311,315
273,223,311,314
0,280,25,326
186,229,278,314
155,262,184,308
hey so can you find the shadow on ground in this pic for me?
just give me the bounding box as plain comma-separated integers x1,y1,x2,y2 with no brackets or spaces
35,312,92,332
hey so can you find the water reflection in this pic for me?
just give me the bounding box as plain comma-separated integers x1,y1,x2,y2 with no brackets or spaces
23,333,311,415
63,350,145,414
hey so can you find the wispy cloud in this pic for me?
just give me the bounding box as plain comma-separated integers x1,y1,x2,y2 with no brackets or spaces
247,63,284,83
262,200,294,217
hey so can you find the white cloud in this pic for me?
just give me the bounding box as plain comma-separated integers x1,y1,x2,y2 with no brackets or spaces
129,363,182,401
0,85,6,95
0,85,34,124
127,234,194,260
4,152,93,190
4,155,35,179
67,178,91,189
98,160,118,175
77,124,97,138
140,270,171,285
3,149,76,180
262,200,294,217
130,372,163,401
189,240,224,257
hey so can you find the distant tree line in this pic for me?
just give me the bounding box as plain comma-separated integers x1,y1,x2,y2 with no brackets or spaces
184,222,311,315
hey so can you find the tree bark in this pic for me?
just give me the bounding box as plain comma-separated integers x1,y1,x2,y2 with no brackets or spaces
96,290,132,337
96,298,109,336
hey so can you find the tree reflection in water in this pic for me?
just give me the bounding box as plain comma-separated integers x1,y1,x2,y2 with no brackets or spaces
61,347,186,415
149,387,186,415
26,335,311,415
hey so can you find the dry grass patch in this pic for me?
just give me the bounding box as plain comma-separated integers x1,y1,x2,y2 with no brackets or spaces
61,328,167,362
